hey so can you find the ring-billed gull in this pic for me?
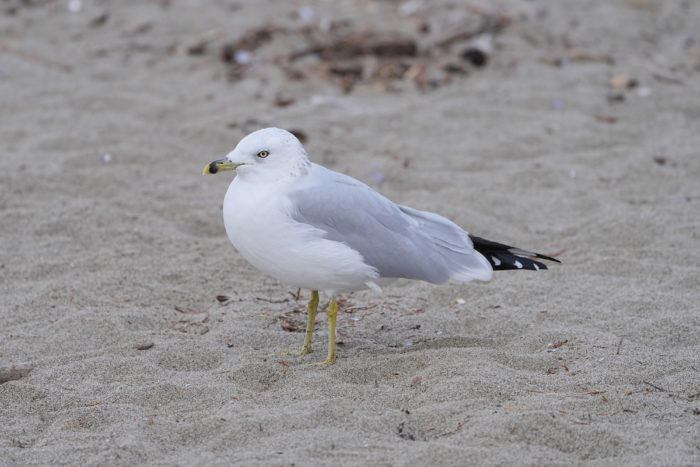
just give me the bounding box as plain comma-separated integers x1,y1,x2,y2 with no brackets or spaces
203,128,559,365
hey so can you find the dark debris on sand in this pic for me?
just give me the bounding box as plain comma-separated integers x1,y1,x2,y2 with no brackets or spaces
191,5,512,93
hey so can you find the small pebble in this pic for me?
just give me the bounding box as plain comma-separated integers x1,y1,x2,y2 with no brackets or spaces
298,6,315,23
610,74,638,91
637,86,651,97
607,92,625,103
68,0,81,13
399,0,424,16
234,50,253,65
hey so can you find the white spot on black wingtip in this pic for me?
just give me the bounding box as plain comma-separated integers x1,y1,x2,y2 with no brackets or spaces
492,256,501,266
533,263,540,271
513,260,523,269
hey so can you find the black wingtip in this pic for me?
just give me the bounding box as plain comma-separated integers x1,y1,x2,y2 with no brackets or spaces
469,235,561,271
533,253,561,264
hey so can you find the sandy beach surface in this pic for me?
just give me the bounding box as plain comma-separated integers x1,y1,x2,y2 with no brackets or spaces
1,0,699,465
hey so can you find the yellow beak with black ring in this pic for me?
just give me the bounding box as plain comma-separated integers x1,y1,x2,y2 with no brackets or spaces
202,158,240,175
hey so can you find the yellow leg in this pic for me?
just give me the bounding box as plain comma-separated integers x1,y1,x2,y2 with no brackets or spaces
278,290,319,356
316,298,338,366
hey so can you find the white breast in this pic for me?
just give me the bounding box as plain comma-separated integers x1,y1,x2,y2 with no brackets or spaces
222,178,378,293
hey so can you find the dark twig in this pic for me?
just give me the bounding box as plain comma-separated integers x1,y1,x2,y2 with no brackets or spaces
643,380,667,392
174,305,201,314
255,297,289,304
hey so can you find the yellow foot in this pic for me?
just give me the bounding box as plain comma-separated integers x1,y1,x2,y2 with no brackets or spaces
276,290,320,359
313,355,336,366
276,346,312,357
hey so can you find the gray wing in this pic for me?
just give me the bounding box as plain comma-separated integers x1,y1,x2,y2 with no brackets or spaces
288,167,492,284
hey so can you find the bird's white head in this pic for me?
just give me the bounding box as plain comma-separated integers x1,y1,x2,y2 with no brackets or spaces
203,128,311,182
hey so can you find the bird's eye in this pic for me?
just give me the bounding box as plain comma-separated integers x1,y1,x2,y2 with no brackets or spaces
256,150,269,158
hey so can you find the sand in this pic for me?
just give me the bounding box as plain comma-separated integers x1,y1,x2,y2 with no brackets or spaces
1,0,699,465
